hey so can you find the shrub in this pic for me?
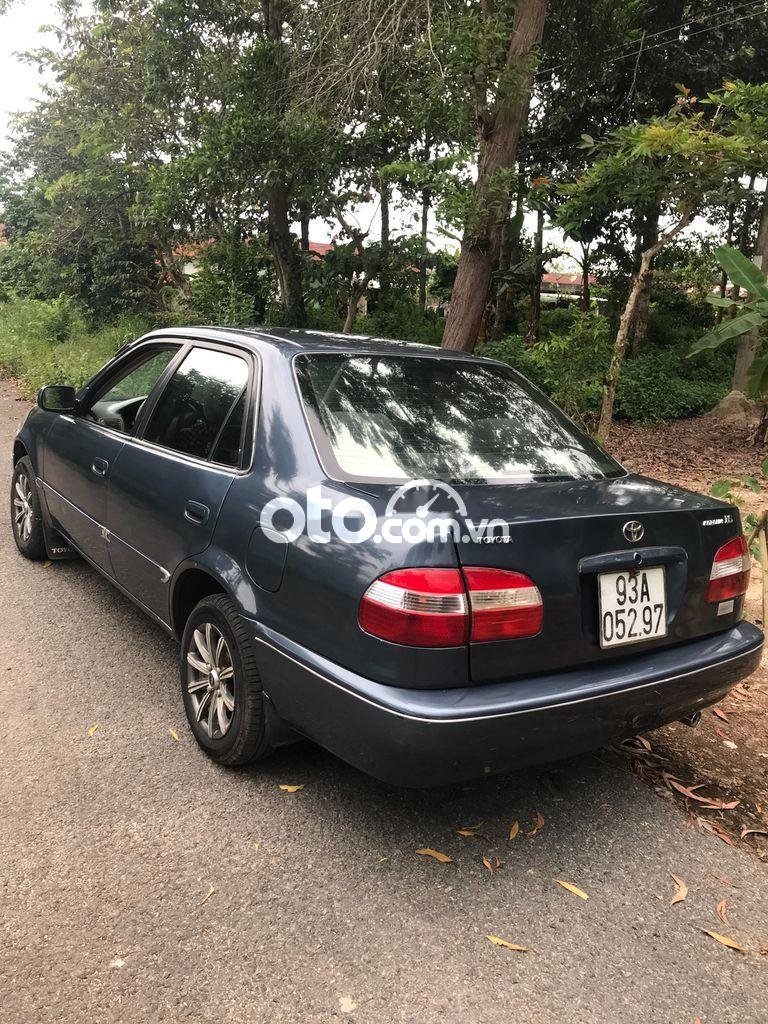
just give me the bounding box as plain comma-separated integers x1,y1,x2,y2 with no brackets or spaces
480,310,610,428
187,239,273,325
356,297,444,345
0,299,155,397
480,308,733,426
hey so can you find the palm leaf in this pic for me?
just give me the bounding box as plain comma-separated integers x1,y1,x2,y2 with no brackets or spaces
690,310,766,354
715,245,768,301
706,294,740,309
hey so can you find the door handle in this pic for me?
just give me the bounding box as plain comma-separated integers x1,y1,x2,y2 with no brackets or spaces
91,458,109,477
184,500,210,525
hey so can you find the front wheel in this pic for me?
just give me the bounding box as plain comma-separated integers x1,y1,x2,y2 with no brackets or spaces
11,457,47,560
180,593,273,766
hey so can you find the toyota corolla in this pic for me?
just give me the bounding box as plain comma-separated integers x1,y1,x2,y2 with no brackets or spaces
10,327,763,785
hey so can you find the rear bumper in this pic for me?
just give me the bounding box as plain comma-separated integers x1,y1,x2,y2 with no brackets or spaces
250,620,763,787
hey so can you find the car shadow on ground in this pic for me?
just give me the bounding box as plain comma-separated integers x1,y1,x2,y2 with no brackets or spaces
44,555,687,866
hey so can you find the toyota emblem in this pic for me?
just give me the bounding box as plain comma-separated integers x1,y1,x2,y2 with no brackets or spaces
623,520,644,543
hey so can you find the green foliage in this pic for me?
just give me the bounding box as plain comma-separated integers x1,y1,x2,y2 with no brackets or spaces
691,247,768,395
0,299,154,397
710,460,768,552
480,309,732,427
480,311,610,428
615,349,728,423
355,297,445,345
187,239,275,326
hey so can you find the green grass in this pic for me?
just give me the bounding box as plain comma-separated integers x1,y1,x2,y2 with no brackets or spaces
0,299,155,398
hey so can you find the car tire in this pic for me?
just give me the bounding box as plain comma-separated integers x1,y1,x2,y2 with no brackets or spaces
10,457,47,561
180,593,273,767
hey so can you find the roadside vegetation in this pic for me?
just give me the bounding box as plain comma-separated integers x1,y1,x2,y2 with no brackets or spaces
1,0,768,435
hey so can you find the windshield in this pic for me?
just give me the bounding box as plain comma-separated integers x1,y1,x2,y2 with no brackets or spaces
295,353,625,484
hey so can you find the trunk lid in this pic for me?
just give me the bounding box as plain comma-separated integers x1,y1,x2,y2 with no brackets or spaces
449,474,742,683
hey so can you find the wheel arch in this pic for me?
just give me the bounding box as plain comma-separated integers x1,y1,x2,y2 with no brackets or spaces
13,439,29,466
171,566,229,638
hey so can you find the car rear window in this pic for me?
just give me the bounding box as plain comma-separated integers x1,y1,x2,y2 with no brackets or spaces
295,353,625,483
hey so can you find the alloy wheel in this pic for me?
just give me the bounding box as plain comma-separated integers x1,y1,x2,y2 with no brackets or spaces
13,473,34,543
186,622,236,739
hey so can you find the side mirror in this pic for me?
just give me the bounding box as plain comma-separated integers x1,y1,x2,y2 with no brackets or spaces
37,385,77,413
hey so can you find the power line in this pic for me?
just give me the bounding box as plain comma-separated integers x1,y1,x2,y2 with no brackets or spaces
536,0,768,81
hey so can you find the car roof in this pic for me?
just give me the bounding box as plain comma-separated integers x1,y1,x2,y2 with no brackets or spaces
132,325,497,363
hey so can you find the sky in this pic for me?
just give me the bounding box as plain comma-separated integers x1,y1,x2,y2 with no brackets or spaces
0,2,721,271
0,3,56,149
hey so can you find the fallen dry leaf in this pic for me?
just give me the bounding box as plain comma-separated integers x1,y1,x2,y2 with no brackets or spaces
278,784,304,793
527,812,545,837
702,929,746,954
712,707,729,722
87,723,100,737
199,885,215,906
740,827,768,840
456,828,478,838
482,855,494,874
168,728,180,742
486,935,531,953
555,879,589,901
716,899,729,925
666,777,740,810
508,821,520,841
42,560,52,569
670,874,688,907
698,819,739,847
416,848,453,864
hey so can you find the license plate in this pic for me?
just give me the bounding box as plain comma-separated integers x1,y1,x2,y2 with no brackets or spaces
598,566,667,649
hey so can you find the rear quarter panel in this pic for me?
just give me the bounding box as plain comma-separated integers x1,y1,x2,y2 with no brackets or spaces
210,346,470,688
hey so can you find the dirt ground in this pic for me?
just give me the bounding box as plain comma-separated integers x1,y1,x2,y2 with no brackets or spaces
610,416,768,863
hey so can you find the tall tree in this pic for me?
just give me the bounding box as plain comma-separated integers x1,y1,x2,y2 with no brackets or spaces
559,83,768,440
441,0,548,351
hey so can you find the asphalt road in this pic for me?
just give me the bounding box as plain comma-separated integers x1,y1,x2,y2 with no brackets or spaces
2,380,767,1024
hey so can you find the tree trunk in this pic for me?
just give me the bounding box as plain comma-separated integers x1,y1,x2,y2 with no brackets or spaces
418,186,431,310
299,200,310,251
716,203,735,325
266,182,306,326
598,212,694,442
579,243,591,311
343,279,368,333
343,293,359,333
733,185,768,393
263,0,305,325
442,0,548,352
629,207,659,354
379,143,391,307
490,171,526,344
525,206,544,346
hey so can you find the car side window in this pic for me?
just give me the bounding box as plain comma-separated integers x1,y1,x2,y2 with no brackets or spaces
142,347,249,466
87,348,180,435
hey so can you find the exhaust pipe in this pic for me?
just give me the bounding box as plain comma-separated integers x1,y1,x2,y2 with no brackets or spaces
680,710,701,728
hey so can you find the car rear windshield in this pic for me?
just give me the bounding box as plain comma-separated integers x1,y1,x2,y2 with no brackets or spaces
295,353,625,484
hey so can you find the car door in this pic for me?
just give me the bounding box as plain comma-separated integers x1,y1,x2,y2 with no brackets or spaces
105,343,255,623
41,345,182,573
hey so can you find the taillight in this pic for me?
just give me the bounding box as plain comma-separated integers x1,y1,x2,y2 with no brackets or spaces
359,566,543,647
463,567,543,641
707,535,750,603
358,568,468,647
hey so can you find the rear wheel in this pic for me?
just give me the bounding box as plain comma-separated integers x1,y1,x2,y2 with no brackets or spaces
180,593,273,766
11,457,47,560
